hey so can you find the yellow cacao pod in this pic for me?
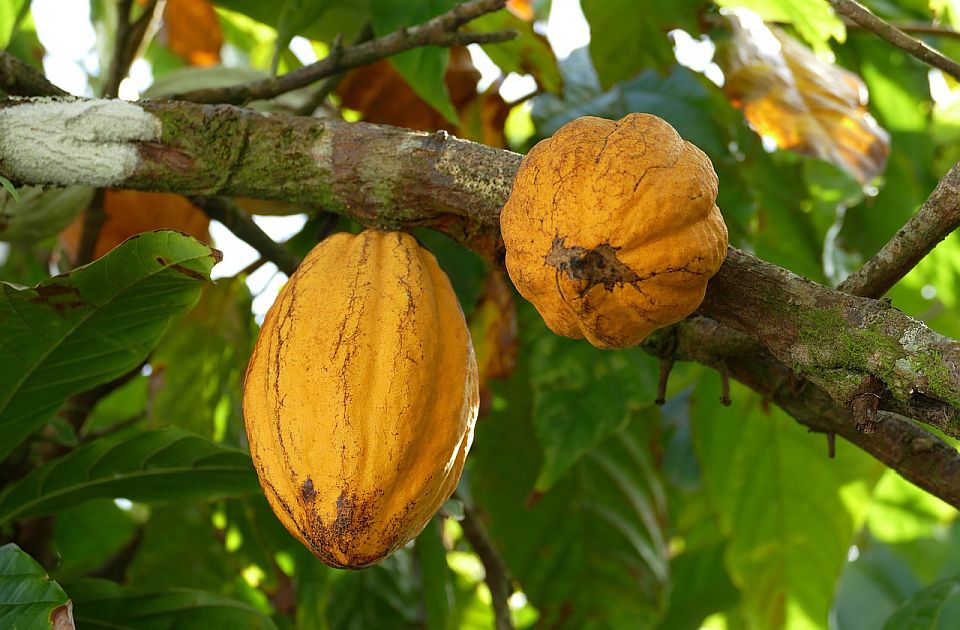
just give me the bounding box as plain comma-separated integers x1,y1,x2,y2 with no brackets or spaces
243,230,479,568
500,113,729,349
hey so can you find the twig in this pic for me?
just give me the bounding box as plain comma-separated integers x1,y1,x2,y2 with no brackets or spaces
458,505,514,630
0,51,68,96
828,0,960,80
75,189,106,267
167,0,515,105
843,18,960,40
189,196,301,276
839,160,960,298
102,0,161,98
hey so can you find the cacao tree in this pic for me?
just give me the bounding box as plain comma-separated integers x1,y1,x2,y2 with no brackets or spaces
2,0,960,628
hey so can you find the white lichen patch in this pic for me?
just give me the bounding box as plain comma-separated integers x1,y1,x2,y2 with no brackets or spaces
0,98,161,187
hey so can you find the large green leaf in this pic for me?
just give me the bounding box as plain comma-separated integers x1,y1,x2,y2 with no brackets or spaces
714,0,844,49
0,427,258,525
0,0,28,49
67,578,277,629
883,576,960,629
370,0,459,125
415,517,452,630
581,0,703,88
530,331,658,491
692,375,883,628
0,230,220,461
0,543,71,630
473,311,670,627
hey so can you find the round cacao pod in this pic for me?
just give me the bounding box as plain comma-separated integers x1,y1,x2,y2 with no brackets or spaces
500,113,729,348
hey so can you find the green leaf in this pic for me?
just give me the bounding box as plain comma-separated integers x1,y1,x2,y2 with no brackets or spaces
415,517,452,630
715,0,844,49
0,175,19,201
0,230,220,461
51,499,140,581
691,375,883,628
867,470,958,543
0,185,93,243
0,0,28,49
473,314,670,627
151,278,255,442
884,576,960,629
369,0,460,125
0,427,259,525
272,0,330,73
467,10,562,93
0,543,71,630
67,578,278,629
581,0,702,89
530,333,658,491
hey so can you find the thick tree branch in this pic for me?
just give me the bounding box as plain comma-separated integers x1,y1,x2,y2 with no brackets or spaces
2,97,960,506
839,160,960,298
0,52,68,97
828,0,960,80
167,0,515,105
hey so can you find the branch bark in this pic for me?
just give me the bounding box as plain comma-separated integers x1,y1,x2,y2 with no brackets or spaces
0,52,68,97
839,160,960,298
2,97,960,506
828,0,960,80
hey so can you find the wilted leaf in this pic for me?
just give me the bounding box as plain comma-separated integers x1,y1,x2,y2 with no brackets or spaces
0,231,219,461
162,0,223,66
0,427,258,524
338,47,511,146
60,190,210,263
0,186,94,243
0,544,72,630
468,271,517,414
506,0,533,21
68,578,278,629
720,10,890,184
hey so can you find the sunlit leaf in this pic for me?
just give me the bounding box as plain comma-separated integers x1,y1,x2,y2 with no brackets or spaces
0,427,258,524
692,375,883,628
0,0,28,49
0,231,219,462
714,0,844,48
467,9,562,93
720,10,890,184
0,544,71,630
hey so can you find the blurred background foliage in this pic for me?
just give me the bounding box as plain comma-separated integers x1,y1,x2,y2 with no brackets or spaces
2,0,960,628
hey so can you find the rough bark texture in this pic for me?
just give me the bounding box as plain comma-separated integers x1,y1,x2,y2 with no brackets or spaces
2,97,960,506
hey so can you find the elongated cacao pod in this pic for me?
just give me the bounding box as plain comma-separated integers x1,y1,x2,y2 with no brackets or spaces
243,230,479,568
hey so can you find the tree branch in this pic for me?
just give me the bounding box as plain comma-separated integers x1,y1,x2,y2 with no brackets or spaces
167,0,515,105
459,505,514,630
2,96,960,507
0,51,68,97
103,0,161,99
839,160,960,298
189,196,301,276
828,0,960,80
